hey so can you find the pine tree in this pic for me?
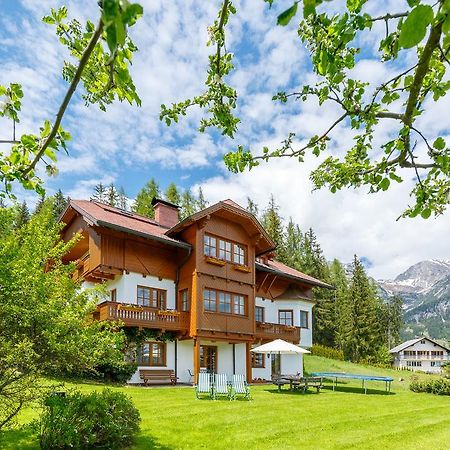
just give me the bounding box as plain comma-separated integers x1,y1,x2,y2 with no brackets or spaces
132,178,160,218
180,189,196,220
261,195,285,255
15,201,30,230
165,183,181,206
53,189,69,218
346,255,379,361
281,218,303,269
117,186,128,210
106,183,120,207
329,259,351,352
34,195,46,215
196,187,208,211
246,197,259,218
379,295,403,349
91,183,108,203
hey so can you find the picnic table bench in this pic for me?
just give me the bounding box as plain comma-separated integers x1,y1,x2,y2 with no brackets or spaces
272,375,323,393
139,369,177,385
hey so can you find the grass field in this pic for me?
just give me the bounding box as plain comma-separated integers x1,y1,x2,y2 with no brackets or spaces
1,356,449,449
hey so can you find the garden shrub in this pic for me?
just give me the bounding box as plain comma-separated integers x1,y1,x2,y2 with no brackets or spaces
410,378,450,396
311,344,344,361
95,361,138,383
39,389,140,449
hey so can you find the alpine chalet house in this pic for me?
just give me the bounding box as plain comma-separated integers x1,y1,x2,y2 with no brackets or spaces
390,337,450,374
60,198,332,384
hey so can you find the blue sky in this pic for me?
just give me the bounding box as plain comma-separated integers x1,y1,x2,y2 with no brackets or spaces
1,0,449,279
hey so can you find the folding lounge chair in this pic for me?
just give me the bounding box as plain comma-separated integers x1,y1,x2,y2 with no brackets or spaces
212,373,230,400
230,374,251,400
195,372,212,399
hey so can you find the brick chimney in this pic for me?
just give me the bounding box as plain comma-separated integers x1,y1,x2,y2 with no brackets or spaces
151,198,180,228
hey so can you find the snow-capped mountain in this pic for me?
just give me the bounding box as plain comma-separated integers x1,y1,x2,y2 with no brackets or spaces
376,260,450,340
379,259,450,293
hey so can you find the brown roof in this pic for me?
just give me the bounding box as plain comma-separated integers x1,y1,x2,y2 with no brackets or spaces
256,259,334,289
66,200,190,249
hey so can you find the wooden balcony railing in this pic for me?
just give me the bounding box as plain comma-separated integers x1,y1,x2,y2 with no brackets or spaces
397,354,449,361
255,321,301,343
96,301,190,331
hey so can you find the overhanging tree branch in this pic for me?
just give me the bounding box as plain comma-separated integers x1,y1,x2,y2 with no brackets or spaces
22,19,104,177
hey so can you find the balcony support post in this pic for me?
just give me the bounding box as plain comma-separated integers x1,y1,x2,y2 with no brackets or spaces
246,342,252,384
194,338,200,384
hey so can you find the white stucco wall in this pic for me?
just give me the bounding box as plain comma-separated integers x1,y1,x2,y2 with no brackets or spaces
255,297,314,346
177,340,194,384
100,272,176,308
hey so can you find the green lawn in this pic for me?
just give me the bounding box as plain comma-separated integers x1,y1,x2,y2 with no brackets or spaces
2,356,449,449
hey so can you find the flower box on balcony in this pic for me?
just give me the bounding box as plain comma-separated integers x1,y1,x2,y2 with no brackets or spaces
233,264,251,273
257,322,272,329
117,304,144,312
205,256,226,266
157,310,180,317
284,326,296,331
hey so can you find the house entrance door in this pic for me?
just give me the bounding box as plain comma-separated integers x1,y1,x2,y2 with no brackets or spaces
200,345,217,374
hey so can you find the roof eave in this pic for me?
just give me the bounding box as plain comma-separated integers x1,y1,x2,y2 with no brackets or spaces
256,263,335,290
95,220,192,251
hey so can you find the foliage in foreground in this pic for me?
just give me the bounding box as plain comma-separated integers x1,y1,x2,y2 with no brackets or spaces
39,389,140,450
0,203,126,430
410,377,450,396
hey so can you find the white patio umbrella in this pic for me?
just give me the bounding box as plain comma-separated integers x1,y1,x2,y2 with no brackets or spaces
251,339,310,377
250,339,311,355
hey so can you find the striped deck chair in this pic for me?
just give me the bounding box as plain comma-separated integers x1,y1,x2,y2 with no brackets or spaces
212,374,230,400
230,374,251,400
195,372,212,399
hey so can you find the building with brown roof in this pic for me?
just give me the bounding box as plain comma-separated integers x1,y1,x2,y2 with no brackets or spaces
60,198,332,384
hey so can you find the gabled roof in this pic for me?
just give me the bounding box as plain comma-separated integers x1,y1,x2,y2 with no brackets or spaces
256,259,334,289
61,200,191,250
389,337,450,353
166,200,275,255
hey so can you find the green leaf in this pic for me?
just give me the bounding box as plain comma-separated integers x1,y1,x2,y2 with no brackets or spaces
303,0,316,18
122,4,144,25
433,137,446,150
277,3,298,26
421,208,432,219
398,5,434,49
380,178,390,191
116,16,126,47
106,24,118,53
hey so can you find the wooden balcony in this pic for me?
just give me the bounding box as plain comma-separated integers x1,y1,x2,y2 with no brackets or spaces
255,321,301,343
96,301,190,332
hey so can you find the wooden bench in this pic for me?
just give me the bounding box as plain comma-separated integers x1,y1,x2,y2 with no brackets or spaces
139,369,177,385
